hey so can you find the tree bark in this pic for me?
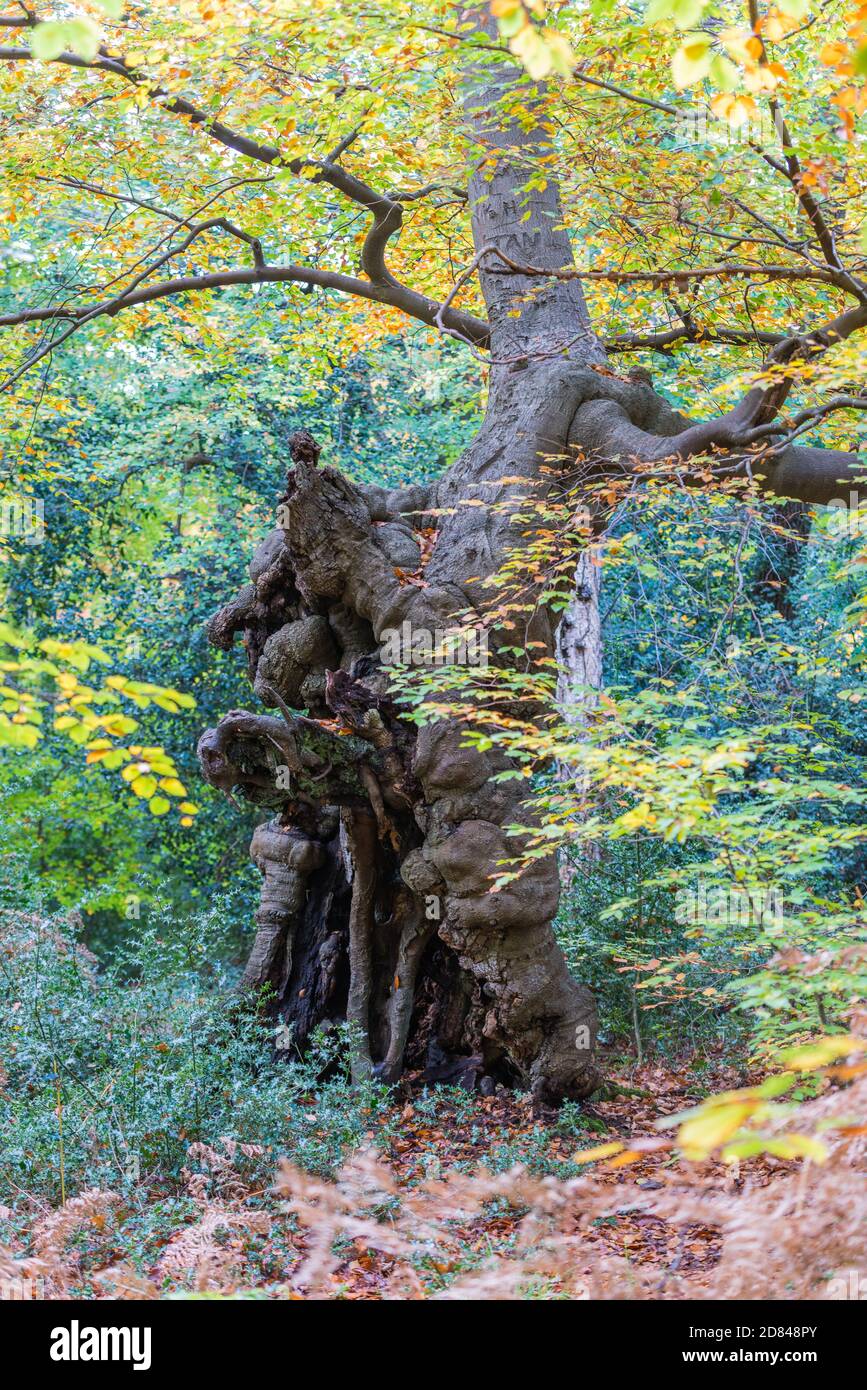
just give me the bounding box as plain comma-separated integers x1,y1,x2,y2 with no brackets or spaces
195,21,612,1100
556,547,603,884
193,11,863,1104
556,548,603,766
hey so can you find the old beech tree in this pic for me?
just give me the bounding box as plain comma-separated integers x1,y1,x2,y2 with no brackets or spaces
2,2,865,1099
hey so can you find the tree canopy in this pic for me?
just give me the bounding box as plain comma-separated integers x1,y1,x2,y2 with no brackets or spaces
1,0,865,496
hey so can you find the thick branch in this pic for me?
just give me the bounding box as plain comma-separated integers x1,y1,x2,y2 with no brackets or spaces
0,40,486,342
0,262,490,346
570,394,863,507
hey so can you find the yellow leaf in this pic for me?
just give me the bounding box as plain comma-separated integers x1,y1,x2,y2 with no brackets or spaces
158,777,187,797
678,1102,754,1159
672,37,711,90
542,28,576,77
573,1141,624,1164
763,1134,828,1163
781,1035,860,1071
510,26,553,80
130,774,157,799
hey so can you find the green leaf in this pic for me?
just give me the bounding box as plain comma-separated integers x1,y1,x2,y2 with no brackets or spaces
757,1072,797,1098
763,1134,827,1162
781,1036,858,1070
30,22,69,61
647,0,708,29
31,17,102,62
131,774,157,799
0,623,31,649
0,719,40,749
708,54,738,91
64,18,102,61
495,10,527,39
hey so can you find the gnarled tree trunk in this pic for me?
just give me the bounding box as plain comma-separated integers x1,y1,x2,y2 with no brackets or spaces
198,355,606,1101
196,35,610,1101
193,12,862,1104
2,2,863,1103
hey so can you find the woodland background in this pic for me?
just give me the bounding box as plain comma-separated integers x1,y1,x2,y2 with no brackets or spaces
0,0,865,1299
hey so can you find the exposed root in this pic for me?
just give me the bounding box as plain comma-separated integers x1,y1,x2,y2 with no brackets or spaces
342,809,378,1083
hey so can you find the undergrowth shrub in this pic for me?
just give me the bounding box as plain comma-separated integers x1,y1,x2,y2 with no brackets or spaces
0,887,391,1206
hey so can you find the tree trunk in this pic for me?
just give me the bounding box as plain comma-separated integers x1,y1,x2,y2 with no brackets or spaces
198,352,604,1100
199,13,757,1102
556,547,603,884
556,550,603,725
199,0,813,1094
195,28,615,1099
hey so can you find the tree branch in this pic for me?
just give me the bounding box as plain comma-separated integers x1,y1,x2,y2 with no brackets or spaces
479,245,849,288
572,66,679,116
606,324,788,354
0,41,462,326
570,394,864,507
0,263,490,386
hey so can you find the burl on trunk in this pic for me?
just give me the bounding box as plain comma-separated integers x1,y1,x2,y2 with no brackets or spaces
197,404,599,1103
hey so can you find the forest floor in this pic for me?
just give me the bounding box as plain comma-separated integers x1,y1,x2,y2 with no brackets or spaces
4,1054,863,1301
300,1058,746,1300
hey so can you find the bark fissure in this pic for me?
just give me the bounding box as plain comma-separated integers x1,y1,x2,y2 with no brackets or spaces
342,809,378,1083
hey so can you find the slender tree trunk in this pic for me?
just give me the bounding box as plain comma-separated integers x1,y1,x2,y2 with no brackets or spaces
556,551,603,725
556,546,603,884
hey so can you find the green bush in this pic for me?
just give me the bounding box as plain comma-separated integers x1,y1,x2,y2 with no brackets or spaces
0,871,390,1205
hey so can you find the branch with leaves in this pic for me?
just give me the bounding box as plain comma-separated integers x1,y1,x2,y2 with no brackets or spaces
0,624,199,823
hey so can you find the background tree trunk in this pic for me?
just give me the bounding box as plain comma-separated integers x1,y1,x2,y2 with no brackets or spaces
556,547,604,885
